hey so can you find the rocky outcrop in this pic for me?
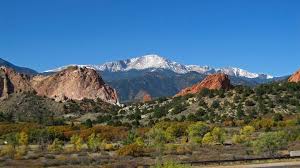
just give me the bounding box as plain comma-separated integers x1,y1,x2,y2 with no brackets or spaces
176,73,231,96
0,67,33,98
288,69,300,83
143,93,152,102
31,66,119,104
134,90,152,102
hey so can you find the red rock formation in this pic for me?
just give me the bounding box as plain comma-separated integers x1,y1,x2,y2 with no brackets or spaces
288,69,300,83
134,90,152,102
143,93,152,102
0,67,33,98
176,73,231,96
31,66,119,104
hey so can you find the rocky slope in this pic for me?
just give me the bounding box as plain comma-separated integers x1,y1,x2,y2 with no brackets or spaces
31,66,119,104
176,73,231,96
288,69,300,83
0,65,119,104
106,70,206,102
0,67,34,98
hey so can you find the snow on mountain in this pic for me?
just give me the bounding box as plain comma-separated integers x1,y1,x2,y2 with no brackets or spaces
45,64,96,73
45,54,273,79
216,67,273,79
93,54,189,74
186,65,214,74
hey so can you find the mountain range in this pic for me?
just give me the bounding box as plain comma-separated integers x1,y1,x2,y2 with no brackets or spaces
45,54,287,102
46,54,274,79
0,55,289,102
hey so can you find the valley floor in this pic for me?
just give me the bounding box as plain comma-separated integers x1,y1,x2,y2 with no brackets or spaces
203,160,300,168
2,158,300,168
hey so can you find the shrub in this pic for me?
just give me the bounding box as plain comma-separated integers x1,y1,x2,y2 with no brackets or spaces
198,99,208,108
252,131,288,156
273,113,284,122
232,134,245,144
0,144,15,158
117,143,144,157
102,142,114,151
202,132,214,145
250,118,274,130
236,103,245,119
147,127,168,162
187,122,210,143
83,119,93,128
240,125,255,136
165,123,187,141
211,127,226,144
70,134,83,152
18,131,29,146
123,129,137,145
47,138,64,153
232,125,255,144
72,125,128,142
3,132,19,146
187,114,198,121
135,137,145,146
172,103,187,115
148,128,168,146
87,133,102,152
47,125,73,140
211,100,220,109
0,123,40,136
198,88,211,97
28,128,51,144
260,119,274,130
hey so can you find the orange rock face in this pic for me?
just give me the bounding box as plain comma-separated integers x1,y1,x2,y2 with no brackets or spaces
143,93,152,102
176,73,231,96
288,69,300,83
0,67,33,98
31,66,119,104
134,90,152,102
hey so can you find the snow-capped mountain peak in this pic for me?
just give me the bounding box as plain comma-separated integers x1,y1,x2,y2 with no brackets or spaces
186,65,214,74
45,54,274,79
94,54,189,74
126,54,176,70
217,67,261,79
218,67,273,79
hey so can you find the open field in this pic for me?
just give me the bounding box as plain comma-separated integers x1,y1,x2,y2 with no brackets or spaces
203,160,300,168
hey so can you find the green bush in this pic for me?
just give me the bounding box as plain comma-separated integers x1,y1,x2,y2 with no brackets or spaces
47,138,63,153
211,100,220,109
187,122,210,143
252,131,287,156
211,127,226,144
87,133,102,152
70,134,83,152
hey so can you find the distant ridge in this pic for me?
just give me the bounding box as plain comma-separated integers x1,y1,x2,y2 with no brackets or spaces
0,58,38,75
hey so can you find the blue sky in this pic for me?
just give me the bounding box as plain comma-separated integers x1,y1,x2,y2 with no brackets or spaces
0,0,299,76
